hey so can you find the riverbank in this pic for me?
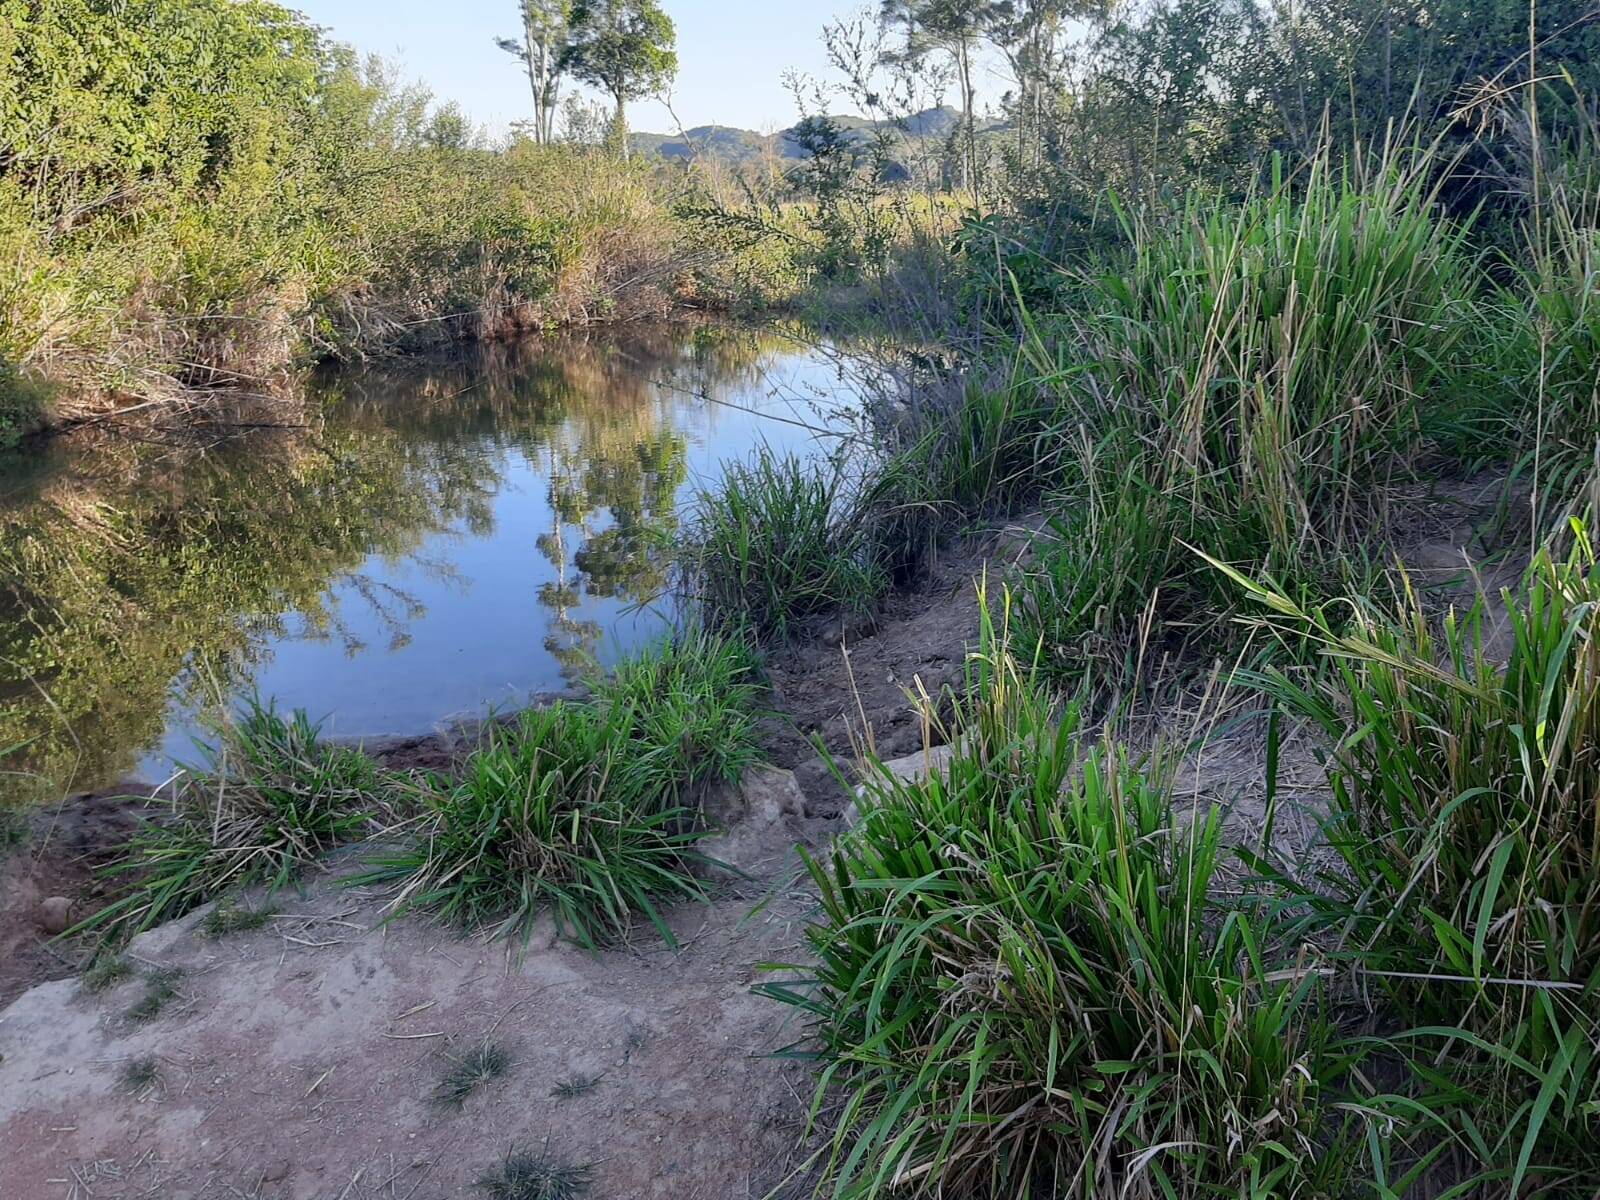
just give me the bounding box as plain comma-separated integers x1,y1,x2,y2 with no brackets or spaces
0,516,1004,1008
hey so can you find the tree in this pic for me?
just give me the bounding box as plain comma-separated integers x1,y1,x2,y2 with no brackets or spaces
879,0,1004,192
988,0,1095,168
495,0,572,145
561,0,678,155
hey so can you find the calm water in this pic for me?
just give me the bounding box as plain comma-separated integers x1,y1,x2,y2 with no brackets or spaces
0,324,854,802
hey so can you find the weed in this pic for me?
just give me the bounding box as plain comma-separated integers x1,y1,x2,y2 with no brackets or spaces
118,1054,161,1098
591,628,765,804
476,1144,592,1200
550,1072,601,1099
760,588,1357,1197
81,954,133,994
435,1040,511,1109
125,967,183,1023
684,448,885,640
356,701,711,947
199,901,278,939
84,699,382,941
1225,526,1600,1190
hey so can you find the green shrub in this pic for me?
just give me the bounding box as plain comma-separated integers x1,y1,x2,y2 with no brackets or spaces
83,700,382,941
684,449,886,640
358,701,712,948
761,592,1355,1198
1228,528,1600,1190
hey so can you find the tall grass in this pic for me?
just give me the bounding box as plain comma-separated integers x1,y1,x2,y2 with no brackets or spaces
1003,149,1482,682
82,701,383,941
1519,174,1600,521
683,449,886,640
761,591,1357,1198
1222,526,1600,1190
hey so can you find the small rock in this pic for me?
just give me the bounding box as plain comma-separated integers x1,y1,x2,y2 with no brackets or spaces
261,1160,291,1183
37,896,72,935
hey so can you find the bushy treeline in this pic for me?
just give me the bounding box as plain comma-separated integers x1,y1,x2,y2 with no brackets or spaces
0,0,728,440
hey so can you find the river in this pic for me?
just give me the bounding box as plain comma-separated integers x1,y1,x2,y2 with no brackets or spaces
0,323,856,804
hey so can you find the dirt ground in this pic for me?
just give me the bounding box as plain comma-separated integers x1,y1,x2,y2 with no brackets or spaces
0,768,829,1200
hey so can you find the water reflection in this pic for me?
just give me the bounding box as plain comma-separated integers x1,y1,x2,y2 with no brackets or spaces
0,324,846,802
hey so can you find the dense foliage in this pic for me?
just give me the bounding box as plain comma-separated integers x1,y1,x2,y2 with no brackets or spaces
0,0,706,436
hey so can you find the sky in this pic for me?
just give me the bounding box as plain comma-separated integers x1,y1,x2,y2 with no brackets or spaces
288,1,907,136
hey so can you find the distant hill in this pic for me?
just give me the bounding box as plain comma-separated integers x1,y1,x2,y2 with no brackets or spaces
630,105,966,166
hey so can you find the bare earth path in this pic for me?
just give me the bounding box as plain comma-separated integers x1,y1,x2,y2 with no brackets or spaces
0,770,827,1200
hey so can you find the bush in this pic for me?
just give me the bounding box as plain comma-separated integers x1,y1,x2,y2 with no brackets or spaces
761,593,1355,1198
683,449,886,640
1230,527,1600,1190
83,700,382,941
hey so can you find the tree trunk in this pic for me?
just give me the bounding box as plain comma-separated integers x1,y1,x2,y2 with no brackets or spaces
522,10,546,143
611,89,630,158
957,41,975,194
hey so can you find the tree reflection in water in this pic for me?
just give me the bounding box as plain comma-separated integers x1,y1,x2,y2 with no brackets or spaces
0,323,827,803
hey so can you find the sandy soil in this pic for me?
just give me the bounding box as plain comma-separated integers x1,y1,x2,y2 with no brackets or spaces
0,768,828,1200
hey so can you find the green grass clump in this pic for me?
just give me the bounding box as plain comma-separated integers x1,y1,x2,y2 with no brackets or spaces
592,628,764,804
357,633,764,947
1230,528,1600,1189
476,1145,592,1200
359,702,711,947
81,954,134,994
84,700,382,941
550,1071,601,1099
434,1040,511,1109
199,901,278,939
761,591,1354,1198
685,448,885,640
125,967,183,1023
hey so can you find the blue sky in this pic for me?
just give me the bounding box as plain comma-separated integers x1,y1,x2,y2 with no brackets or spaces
289,1,899,135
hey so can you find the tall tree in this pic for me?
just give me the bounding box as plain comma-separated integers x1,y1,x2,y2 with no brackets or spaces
496,0,573,145
561,0,678,155
879,0,1003,192
989,0,1095,167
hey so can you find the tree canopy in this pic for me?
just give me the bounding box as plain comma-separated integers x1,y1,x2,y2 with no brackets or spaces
561,0,677,141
